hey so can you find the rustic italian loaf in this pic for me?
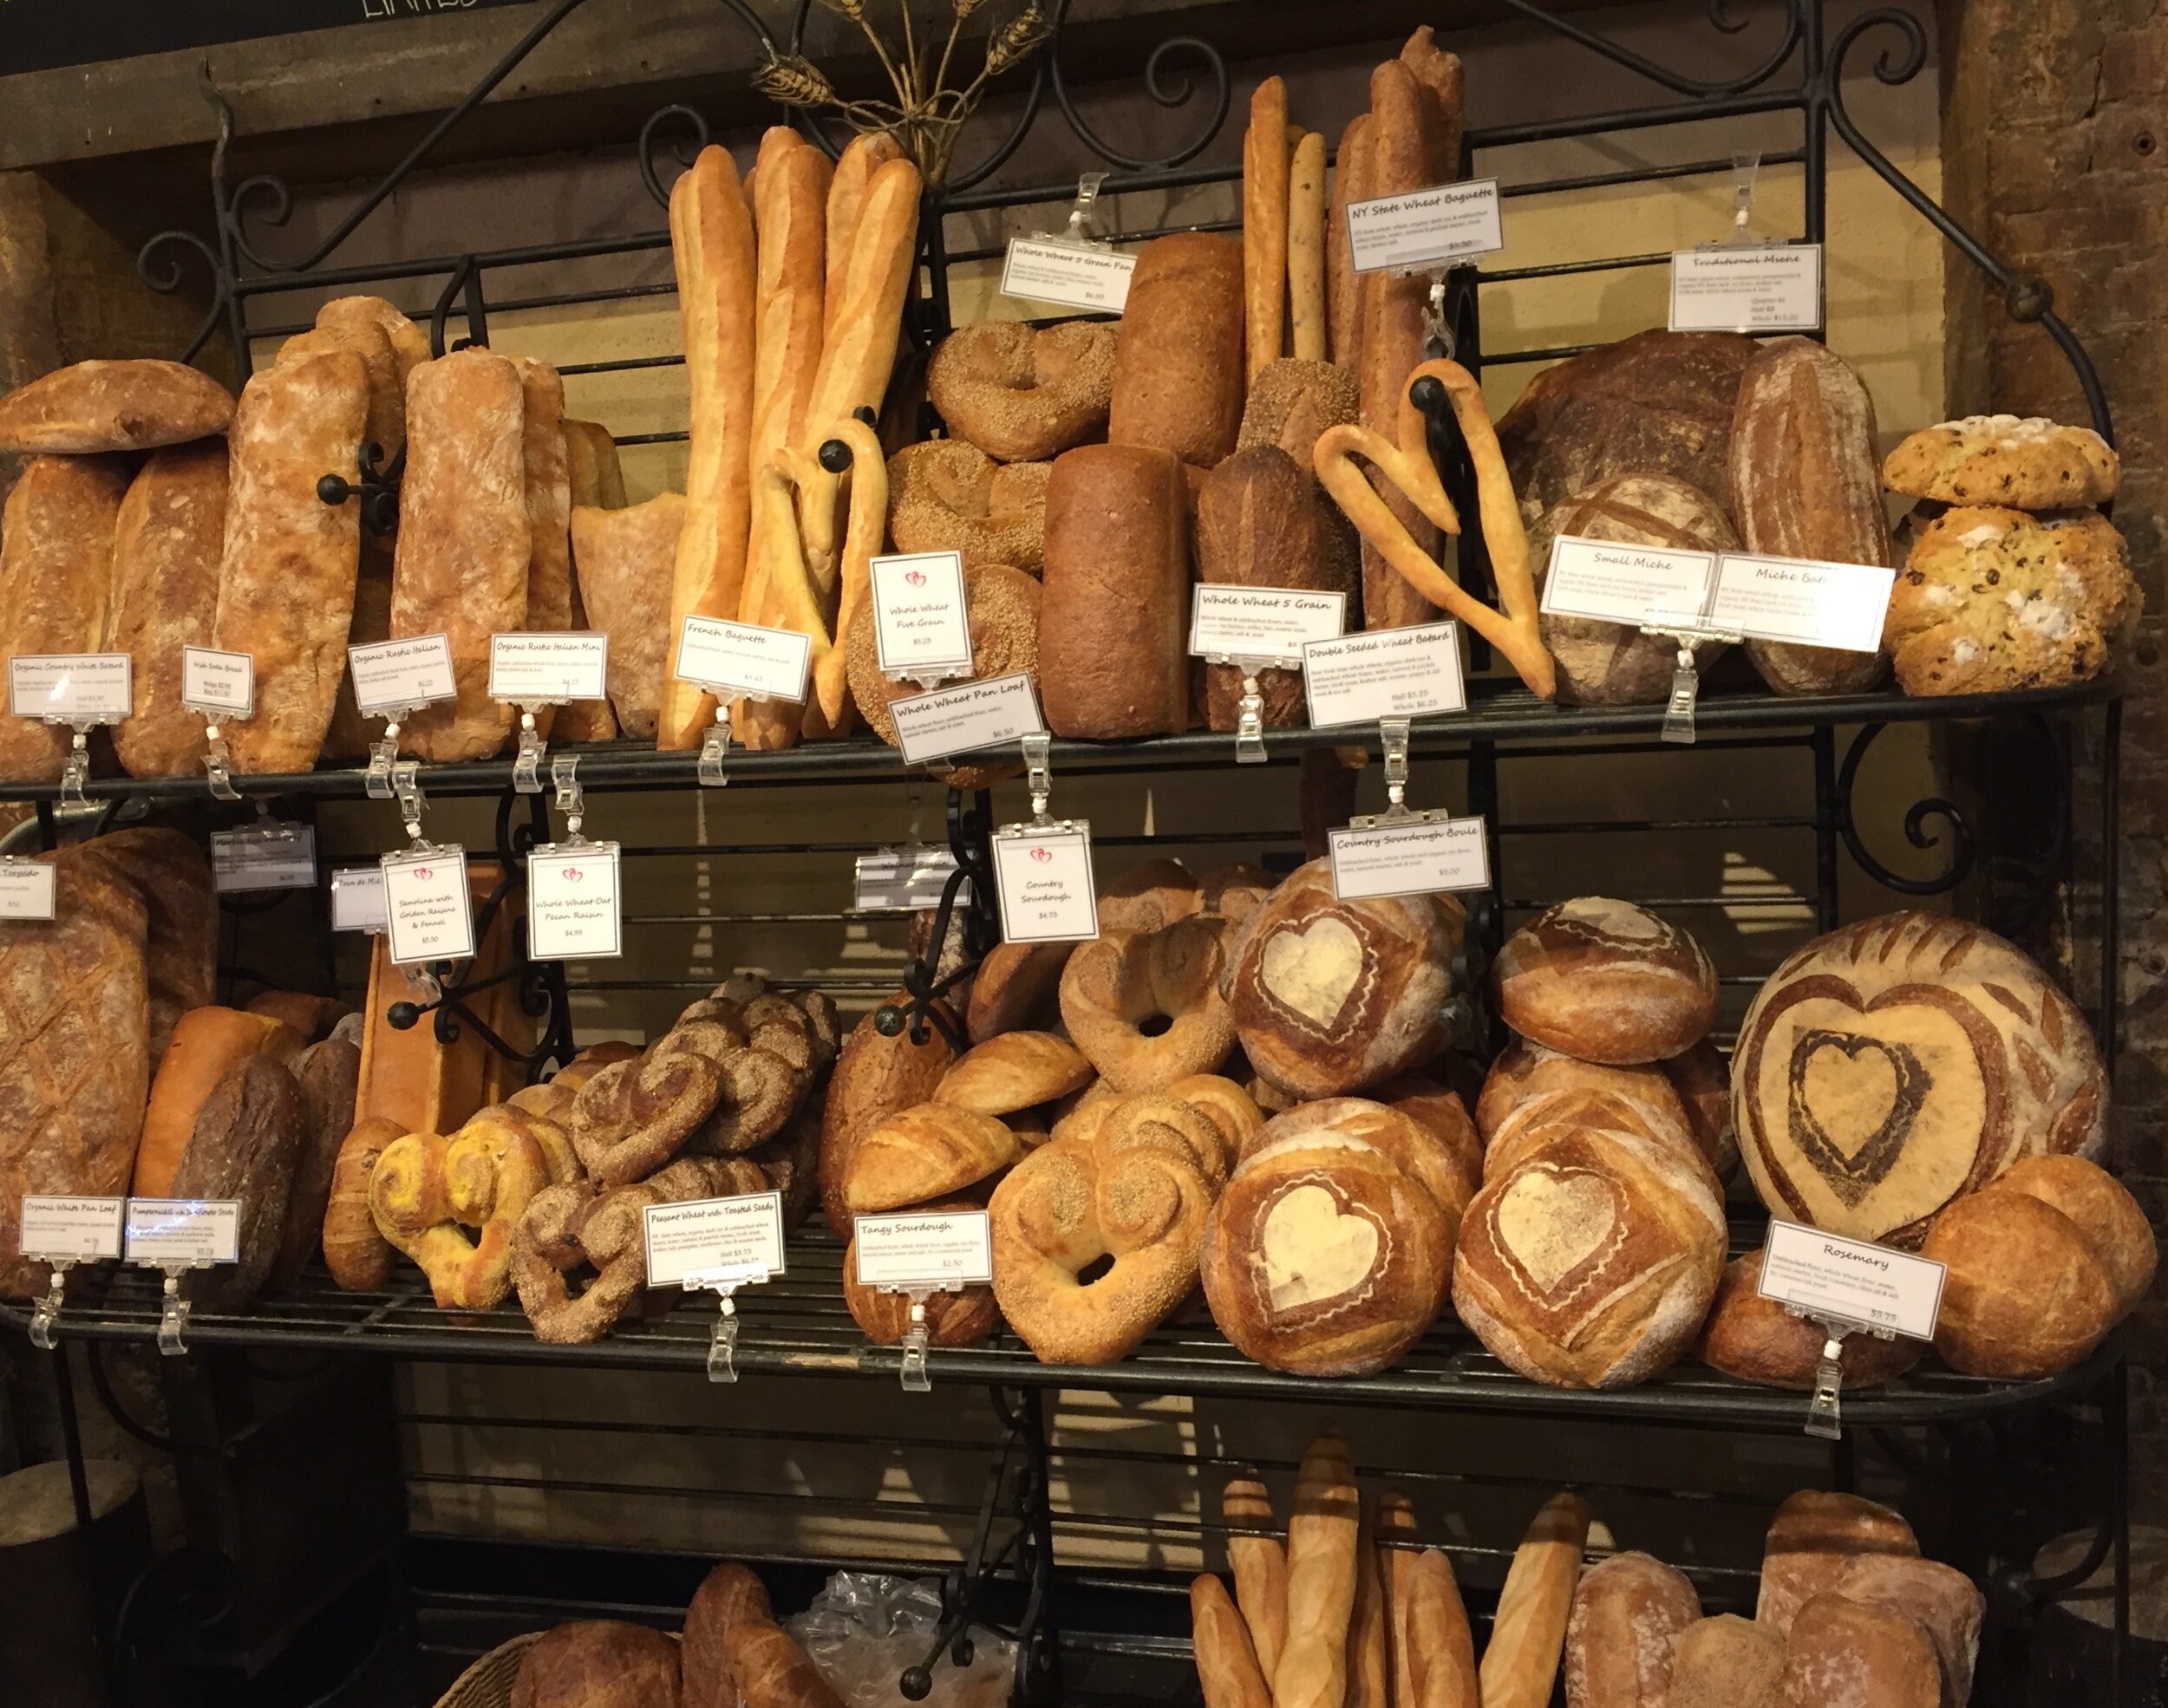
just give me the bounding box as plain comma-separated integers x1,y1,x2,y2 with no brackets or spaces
1492,897,1717,1065
1562,1551,1700,1708
0,359,234,453
109,443,230,779
571,492,686,742
0,454,131,782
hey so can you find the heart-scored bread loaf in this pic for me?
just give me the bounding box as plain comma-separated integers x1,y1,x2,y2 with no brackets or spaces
1492,897,1716,1066
1732,911,2108,1248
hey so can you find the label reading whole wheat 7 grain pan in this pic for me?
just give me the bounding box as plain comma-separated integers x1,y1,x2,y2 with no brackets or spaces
1000,239,1135,312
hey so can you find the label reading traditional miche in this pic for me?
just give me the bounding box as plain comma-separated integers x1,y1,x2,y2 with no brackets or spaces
870,551,974,678
1758,1221,1945,1341
675,616,813,703
889,673,1045,767
211,825,317,894
330,866,388,934
527,841,623,961
124,1199,240,1266
999,238,1136,312
1541,537,1719,630
1190,586,1348,662
1347,179,1504,273
852,1210,996,1289
18,1196,124,1261
1670,244,1825,333
379,845,475,965
181,647,255,718
991,828,1098,944
0,862,57,922
643,1191,788,1289
348,635,457,715
1303,623,1467,727
487,632,609,704
1328,817,1491,901
9,653,132,723
854,847,966,913
1708,553,1895,654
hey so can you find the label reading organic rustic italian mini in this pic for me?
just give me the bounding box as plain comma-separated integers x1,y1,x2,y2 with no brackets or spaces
487,632,610,705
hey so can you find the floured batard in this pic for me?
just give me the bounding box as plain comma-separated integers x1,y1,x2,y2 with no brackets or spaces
1492,898,1717,1066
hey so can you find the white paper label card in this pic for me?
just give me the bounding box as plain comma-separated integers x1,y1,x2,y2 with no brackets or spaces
487,632,610,704
991,827,1099,944
643,1191,788,1288
1347,179,1504,273
124,1199,240,1266
889,672,1046,767
181,647,255,718
330,866,388,934
1303,622,1467,727
379,844,475,965
1540,536,1720,630
0,862,57,922
19,1196,125,1261
9,653,132,723
870,551,974,677
528,841,623,961
999,238,1136,312
675,616,813,703
852,1210,996,1289
211,825,318,893
855,846,965,913
1758,1221,1945,1341
1709,552,1896,653
1670,244,1825,333
349,634,457,716
1329,816,1491,900
1190,586,1348,662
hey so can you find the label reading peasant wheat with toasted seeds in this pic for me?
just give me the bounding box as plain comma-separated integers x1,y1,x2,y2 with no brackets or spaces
1758,1221,1945,1341
644,1192,787,1289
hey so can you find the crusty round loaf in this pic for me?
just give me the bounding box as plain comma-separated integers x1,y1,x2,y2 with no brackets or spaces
1662,1037,1736,1180
1451,1119,1726,1388
1373,1074,1484,1203
1563,1552,1701,1708
887,440,1052,573
1733,911,2108,1248
1476,1037,1691,1144
1695,1250,1923,1389
1921,1187,2119,1377
1755,1490,1918,1635
1224,857,1463,1098
1483,1085,1714,1192
1773,1594,1942,1708
1200,1131,1453,1377
1251,1098,1473,1222
927,320,1116,463
1990,1153,2156,1310
510,1620,681,1708
1883,414,2120,508
1492,897,1716,1065
1099,857,1204,933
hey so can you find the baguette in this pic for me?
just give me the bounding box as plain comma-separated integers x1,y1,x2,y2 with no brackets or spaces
1404,1548,1479,1708
1192,1574,1275,1708
1327,114,1375,370
826,132,907,339
1348,1498,1389,1708
1275,1431,1360,1708
1479,1491,1591,1708
110,443,229,779
1288,130,1329,363
1400,27,1466,185
1222,1475,1288,1675
722,1614,846,1708
800,155,921,440
658,144,759,749
1243,77,1291,383
1378,1489,1421,1708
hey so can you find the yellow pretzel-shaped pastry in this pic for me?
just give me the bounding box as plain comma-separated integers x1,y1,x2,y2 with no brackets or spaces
368,1113,552,1310
1313,357,1557,700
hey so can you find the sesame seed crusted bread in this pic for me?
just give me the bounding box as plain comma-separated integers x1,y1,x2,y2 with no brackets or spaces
1882,414,2119,509
886,440,1050,574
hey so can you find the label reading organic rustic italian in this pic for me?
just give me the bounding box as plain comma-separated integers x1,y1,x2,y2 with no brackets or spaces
1708,552,1896,654
643,1192,787,1289
1758,1221,1945,1341
379,844,475,965
999,238,1136,312
18,1196,124,1262
852,1210,996,1290
1347,179,1504,273
348,635,456,716
1328,816,1491,901
1540,537,1719,631
1669,244,1824,333
889,673,1045,767
9,653,132,724
1190,586,1348,662
124,1199,239,1267
1302,623,1467,727
181,646,255,719
870,551,974,679
990,826,1098,944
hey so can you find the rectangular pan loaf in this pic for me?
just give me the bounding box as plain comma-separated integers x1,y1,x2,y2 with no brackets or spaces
0,453,131,781
112,442,230,779
1108,233,1248,469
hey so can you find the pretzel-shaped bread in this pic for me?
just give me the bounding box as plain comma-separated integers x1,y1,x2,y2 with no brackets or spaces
570,1049,725,1187
369,1113,552,1309
1313,357,1557,699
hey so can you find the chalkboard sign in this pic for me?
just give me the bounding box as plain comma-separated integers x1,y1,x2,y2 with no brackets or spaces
0,0,539,80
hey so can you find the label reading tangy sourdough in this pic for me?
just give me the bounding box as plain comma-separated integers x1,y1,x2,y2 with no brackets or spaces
1328,817,1491,901
1669,244,1824,333
1302,623,1467,727
674,616,812,703
991,827,1099,944
1000,239,1136,312
9,653,131,724
1708,552,1895,654
870,551,974,679
643,1192,787,1289
1757,1221,1945,1341
348,635,456,716
379,844,475,965
1541,537,1719,630
0,862,57,922
852,1211,995,1290
124,1199,239,1266
487,632,609,705
890,673,1044,767
19,1196,124,1261
527,841,623,961
181,647,255,719
1347,180,1504,273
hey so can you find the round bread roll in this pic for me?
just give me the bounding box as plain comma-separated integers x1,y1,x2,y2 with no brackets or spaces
1564,1552,1701,1708
1167,1072,1265,1162
1733,911,2108,1248
1755,1490,1917,1634
1452,1118,1726,1389
1990,1154,2156,1310
1476,1036,1692,1143
964,941,1075,1044
1200,1131,1453,1377
1484,1085,1714,1191
843,1196,1002,1346
927,321,1117,463
1224,857,1464,1098
1198,863,1275,933
887,440,1052,573
1060,919,1237,1092
1250,1098,1473,1222
1921,1187,2120,1376
1695,1251,1923,1389
1492,898,1716,1065
1099,857,1204,932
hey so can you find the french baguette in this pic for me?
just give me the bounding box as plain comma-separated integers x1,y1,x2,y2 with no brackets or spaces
1404,1548,1479,1708
1378,1489,1421,1708
800,154,921,440
1192,1574,1275,1708
825,132,906,340
1327,113,1375,370
1479,1491,1591,1708
1275,1431,1360,1708
1243,77,1290,383
1223,1475,1288,1675
1348,1498,1389,1708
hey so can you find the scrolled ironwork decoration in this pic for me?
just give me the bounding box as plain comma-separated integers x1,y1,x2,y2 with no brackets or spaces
1834,722,1977,896
639,103,715,208
1040,25,1230,176
1493,0,1806,100
135,229,230,367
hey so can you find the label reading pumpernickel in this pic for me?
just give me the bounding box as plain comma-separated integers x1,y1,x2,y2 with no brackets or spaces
991,826,1098,944
889,673,1044,767
1302,623,1467,727
853,1210,995,1290
1000,239,1136,312
643,1192,787,1289
1757,1221,1945,1340
527,841,623,961
124,1199,239,1266
9,653,131,724
19,1196,124,1262
380,844,474,965
871,551,974,680
1669,244,1824,333
1347,180,1504,273
1328,816,1491,900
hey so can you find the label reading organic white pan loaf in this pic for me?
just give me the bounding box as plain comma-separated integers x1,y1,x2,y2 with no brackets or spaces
1758,1221,1946,1341
1708,552,1896,654
181,647,255,719
348,635,457,716
379,844,475,965
0,861,57,922
9,654,131,724
1669,244,1824,333
890,673,1045,767
1000,238,1136,312
1328,817,1491,901
487,632,609,704
1302,623,1467,727
991,827,1098,944
675,616,813,704
19,1196,124,1261
1347,180,1504,273
870,551,974,679
124,1199,239,1266
1540,538,1719,631
644,1191,787,1289
853,1211,995,1290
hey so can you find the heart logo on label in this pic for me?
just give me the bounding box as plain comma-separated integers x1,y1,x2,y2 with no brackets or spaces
412,867,433,881
904,570,927,587
563,868,583,883
1260,1183,1381,1313
1257,915,1366,1032
1492,1166,1622,1299
1786,1027,1930,1207
1029,847,1053,864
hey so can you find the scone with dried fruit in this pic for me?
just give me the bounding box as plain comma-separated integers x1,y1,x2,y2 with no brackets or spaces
1883,414,2119,509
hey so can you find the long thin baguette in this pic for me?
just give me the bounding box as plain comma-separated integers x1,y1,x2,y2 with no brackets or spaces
657,144,757,750
1401,27,1466,185
1223,1475,1289,1676
800,155,922,442
1348,1497,1389,1708
1288,129,1329,363
1405,1548,1478,1708
1479,1492,1591,1708
1327,112,1375,370
1192,1574,1275,1708
826,131,906,339
1379,1490,1420,1708
1275,1431,1360,1708
749,128,832,486
1243,77,1290,383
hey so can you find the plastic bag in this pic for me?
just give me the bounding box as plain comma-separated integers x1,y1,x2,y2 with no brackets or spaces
784,1571,1015,1708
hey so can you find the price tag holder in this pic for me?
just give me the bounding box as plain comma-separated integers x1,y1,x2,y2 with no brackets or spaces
527,840,623,962
854,846,965,914
990,825,1098,945
1708,552,1896,655
890,672,1045,767
330,866,389,934
852,1209,995,1391
19,1194,125,1347
181,647,255,719
1192,587,1348,762
1329,816,1491,901
1670,244,1824,333
0,861,57,923
125,1196,239,1355
379,844,475,966
870,552,974,681
999,238,1135,312
1347,180,1504,273
211,823,318,893
674,616,814,786
1302,622,1467,728
1758,1221,1947,1439
643,1191,787,1384
348,635,457,717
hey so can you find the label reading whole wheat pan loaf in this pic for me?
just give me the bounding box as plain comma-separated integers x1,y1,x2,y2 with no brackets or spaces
889,673,1044,766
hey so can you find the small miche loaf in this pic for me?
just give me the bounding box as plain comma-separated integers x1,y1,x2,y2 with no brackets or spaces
1756,1490,1918,1635
1696,1250,1922,1389
111,443,231,779
572,492,687,740
1107,232,1247,467
509,1620,681,1708
927,321,1116,463
681,1561,770,1708
1728,336,1893,694
168,1055,306,1312
212,350,370,774
1920,1185,2121,1378
1884,414,2119,509
0,359,234,453
1776,1594,1942,1708
887,441,1050,574
1492,898,1717,1066
1040,443,1192,738
0,454,131,782
1665,1616,1785,1708
1563,1551,1701,1708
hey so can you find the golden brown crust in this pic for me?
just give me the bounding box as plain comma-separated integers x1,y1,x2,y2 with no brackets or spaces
510,1620,681,1708
1695,1251,1922,1389
1774,1594,1941,1708
323,1116,405,1292
965,942,1075,1044
1477,1039,1690,1144
1192,1573,1276,1708
1061,921,1238,1094
936,1031,1093,1117
572,492,687,740
1243,78,1290,385
0,455,131,781
682,1562,771,1708
886,441,1050,573
110,444,230,778
1922,1188,2119,1377
1884,414,2119,508
1992,1153,2157,1310
0,359,233,454
1480,1494,1590,1708
507,356,575,642
1562,1552,1700,1708
843,1101,1022,1215
1326,114,1375,373
843,1203,1001,1346
928,322,1116,463
1107,233,1247,467
1276,1431,1360,1708
1756,1491,1917,1635
1492,898,1716,1066
844,559,1042,764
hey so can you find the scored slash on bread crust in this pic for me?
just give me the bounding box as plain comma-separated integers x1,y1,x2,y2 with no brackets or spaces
1491,897,1718,1066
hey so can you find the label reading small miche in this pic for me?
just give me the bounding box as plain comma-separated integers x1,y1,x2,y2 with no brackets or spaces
1758,1221,1946,1341
1541,537,1718,630
211,825,317,894
854,847,965,913
991,827,1098,944
889,673,1046,767
1670,244,1825,333
871,551,974,678
1000,238,1136,312
124,1199,240,1266
330,866,388,934
1190,586,1348,662
1347,179,1504,273
527,841,623,961
9,653,132,723
1329,817,1491,901
487,632,610,704
380,845,475,965
18,1196,124,1261
348,635,457,716
675,616,813,703
1708,552,1896,654
643,1191,787,1288
1303,623,1467,727
181,647,255,718
852,1210,995,1289
0,862,57,922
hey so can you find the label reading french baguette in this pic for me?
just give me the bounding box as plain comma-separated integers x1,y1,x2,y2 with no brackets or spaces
1670,244,1824,333
1000,238,1136,312
330,866,388,934
124,1199,240,1267
1190,586,1347,662
1328,816,1490,901
674,616,812,704
211,824,317,894
1347,179,1504,273
1541,537,1719,631
487,632,609,705
1302,623,1466,727
1708,552,1895,654
852,1210,995,1289
18,1196,125,1262
181,647,255,719
527,840,623,961
990,826,1098,944
889,673,1044,767
644,1191,787,1289
348,635,456,716
9,654,132,724
0,862,57,922
379,844,475,965
870,551,974,679
1758,1221,1945,1341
